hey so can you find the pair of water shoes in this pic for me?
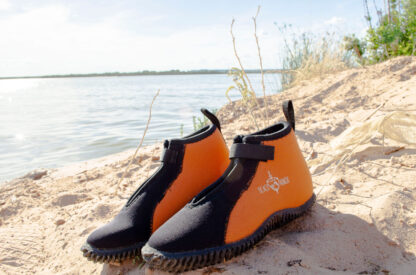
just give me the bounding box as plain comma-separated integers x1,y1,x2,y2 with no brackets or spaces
81,100,315,273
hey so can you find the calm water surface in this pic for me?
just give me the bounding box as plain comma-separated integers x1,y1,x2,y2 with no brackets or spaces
0,74,280,182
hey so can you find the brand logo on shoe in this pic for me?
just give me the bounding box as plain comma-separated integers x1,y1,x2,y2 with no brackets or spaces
257,171,290,195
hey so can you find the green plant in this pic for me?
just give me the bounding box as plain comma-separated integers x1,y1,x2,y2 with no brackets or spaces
226,67,261,129
226,68,257,105
345,0,416,64
180,124,184,137
343,34,366,64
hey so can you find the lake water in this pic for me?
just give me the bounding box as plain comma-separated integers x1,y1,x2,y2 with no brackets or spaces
0,73,280,182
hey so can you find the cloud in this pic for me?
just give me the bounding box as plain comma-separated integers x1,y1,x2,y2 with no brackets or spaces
324,16,345,25
0,0,10,11
0,4,280,76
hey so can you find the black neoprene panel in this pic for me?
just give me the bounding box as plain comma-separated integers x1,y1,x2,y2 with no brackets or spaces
146,158,259,252
86,124,219,250
87,141,185,249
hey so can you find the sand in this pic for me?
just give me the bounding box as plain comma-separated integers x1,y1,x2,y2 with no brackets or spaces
1,56,415,275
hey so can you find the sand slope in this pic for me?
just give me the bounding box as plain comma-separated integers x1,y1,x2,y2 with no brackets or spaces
1,57,415,275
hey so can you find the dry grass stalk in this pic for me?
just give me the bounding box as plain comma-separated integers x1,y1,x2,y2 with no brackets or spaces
115,89,160,197
253,5,269,126
278,25,355,89
230,19,262,130
292,41,349,86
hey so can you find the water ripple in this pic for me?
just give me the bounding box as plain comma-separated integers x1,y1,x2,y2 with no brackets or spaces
0,74,279,181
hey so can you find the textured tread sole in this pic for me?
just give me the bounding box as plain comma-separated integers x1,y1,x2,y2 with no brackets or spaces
81,241,145,264
142,193,316,273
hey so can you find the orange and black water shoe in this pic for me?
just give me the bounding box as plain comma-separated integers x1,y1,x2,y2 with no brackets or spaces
81,109,229,263
142,100,315,272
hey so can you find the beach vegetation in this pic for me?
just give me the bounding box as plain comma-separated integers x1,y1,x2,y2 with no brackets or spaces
345,0,416,64
276,24,355,90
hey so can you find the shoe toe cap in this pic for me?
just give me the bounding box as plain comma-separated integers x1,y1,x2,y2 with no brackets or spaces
146,202,226,253
86,215,144,249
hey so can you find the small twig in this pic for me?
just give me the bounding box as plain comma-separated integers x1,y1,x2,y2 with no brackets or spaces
373,0,382,22
384,146,405,155
363,102,385,121
253,5,269,127
363,0,373,29
115,89,160,197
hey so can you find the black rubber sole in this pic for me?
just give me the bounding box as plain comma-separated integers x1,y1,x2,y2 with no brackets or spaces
81,241,145,264
142,193,316,273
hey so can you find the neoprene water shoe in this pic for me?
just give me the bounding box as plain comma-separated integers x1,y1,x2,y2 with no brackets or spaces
142,100,315,272
81,109,229,263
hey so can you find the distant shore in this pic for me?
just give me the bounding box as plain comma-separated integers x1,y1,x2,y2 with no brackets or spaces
0,69,289,80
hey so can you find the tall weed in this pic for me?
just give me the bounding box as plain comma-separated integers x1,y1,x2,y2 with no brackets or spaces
277,24,355,90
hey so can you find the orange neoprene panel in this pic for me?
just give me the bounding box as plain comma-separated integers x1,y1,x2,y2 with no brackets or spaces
152,129,230,232
225,130,313,243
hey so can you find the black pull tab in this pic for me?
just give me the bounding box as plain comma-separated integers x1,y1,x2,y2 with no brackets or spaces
200,108,221,132
282,100,295,131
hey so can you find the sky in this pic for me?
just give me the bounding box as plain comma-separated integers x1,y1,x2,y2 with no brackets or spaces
0,0,375,77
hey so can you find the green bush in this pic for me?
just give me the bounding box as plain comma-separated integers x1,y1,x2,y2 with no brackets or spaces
345,0,416,64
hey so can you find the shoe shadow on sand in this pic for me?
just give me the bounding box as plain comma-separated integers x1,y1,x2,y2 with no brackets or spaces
101,203,416,275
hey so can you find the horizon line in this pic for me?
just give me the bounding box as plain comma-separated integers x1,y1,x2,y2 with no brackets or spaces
0,68,291,80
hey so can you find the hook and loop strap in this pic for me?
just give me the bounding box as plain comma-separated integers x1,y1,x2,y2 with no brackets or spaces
229,143,274,161
282,100,295,131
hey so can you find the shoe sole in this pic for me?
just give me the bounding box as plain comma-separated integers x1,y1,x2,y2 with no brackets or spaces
81,241,145,263
142,193,316,273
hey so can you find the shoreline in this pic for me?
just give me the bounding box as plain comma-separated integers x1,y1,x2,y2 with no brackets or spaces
0,69,287,81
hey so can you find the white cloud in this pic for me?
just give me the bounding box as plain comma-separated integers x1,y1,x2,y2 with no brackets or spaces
0,0,10,11
0,4,280,76
324,16,345,25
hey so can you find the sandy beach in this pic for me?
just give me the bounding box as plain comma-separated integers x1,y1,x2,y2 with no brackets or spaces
1,56,416,274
